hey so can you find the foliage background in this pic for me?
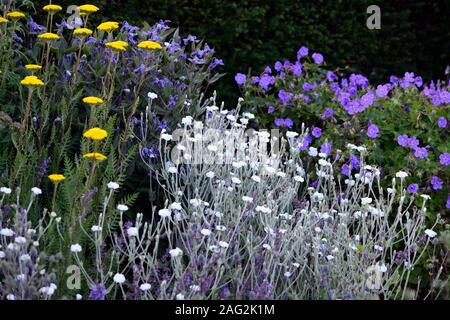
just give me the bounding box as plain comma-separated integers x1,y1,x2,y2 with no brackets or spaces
30,0,450,103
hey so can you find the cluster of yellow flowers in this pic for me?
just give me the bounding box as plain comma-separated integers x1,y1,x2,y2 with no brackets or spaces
83,128,108,161
97,21,120,32
38,32,60,41
43,4,63,13
83,96,104,106
20,75,45,87
48,174,65,183
73,28,93,37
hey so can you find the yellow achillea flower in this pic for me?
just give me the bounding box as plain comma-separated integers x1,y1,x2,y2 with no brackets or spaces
83,152,107,161
20,76,45,86
79,4,100,14
38,32,60,41
48,174,65,182
43,4,63,13
105,41,126,52
73,28,93,36
83,127,108,140
138,41,162,51
97,21,119,32
6,11,25,19
0,17,8,24
83,96,104,105
25,64,42,71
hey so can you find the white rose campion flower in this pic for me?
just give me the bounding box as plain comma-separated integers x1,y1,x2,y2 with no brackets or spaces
205,171,215,179
176,293,185,300
15,236,27,244
169,247,183,258
170,202,182,210
161,133,173,141
113,273,126,284
242,196,253,203
117,204,129,212
424,229,437,238
140,283,152,291
0,228,14,237
158,208,171,218
0,187,12,194
147,92,158,100
361,197,373,205
107,181,120,190
127,227,139,237
31,187,42,195
200,228,212,236
395,171,408,179
308,147,318,157
218,241,229,248
181,116,193,126
286,131,298,138
70,244,82,253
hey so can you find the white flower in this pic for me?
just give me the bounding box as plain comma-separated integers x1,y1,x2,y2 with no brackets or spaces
293,175,304,183
286,131,298,138
424,229,437,238
0,228,14,237
189,199,202,207
387,188,395,194
374,245,383,252
31,187,42,195
70,244,82,253
218,241,229,248
117,204,129,212
147,92,158,100
395,171,408,179
7,294,16,300
50,211,57,218
181,116,193,126
314,227,322,233
378,264,388,273
318,159,329,167
140,283,152,291
127,227,139,237
107,181,120,190
276,171,286,178
251,175,261,183
207,144,218,152
91,225,101,232
76,294,82,300
420,194,431,200
200,228,212,236
0,187,12,194
0,251,5,259
167,166,178,174
243,112,255,119
190,285,201,292
318,152,328,158
158,208,171,218
176,293,185,300
169,247,183,258
170,202,182,210
326,255,335,261
231,177,241,184
308,147,318,157
361,197,373,205
19,254,31,262
215,225,226,232
284,271,292,278
255,206,271,214
15,236,27,244
160,133,173,141
262,244,271,250
242,196,253,203
312,192,324,202
113,273,126,284
205,171,215,179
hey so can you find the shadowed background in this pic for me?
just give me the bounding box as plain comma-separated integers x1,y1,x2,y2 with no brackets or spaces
31,0,450,103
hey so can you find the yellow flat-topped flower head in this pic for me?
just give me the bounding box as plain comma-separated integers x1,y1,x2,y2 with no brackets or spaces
83,127,108,140
43,4,63,13
38,32,60,41
97,21,119,32
138,41,162,51
114,40,128,47
73,28,93,37
0,17,8,25
20,75,45,86
105,41,127,52
83,96,104,105
83,152,107,161
79,4,100,14
25,64,42,71
48,174,65,183
7,12,25,20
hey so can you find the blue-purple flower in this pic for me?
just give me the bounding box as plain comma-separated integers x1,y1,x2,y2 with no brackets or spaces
414,147,428,159
437,116,447,128
440,152,450,166
311,127,322,138
367,122,379,139
407,183,419,193
312,53,323,65
430,176,443,190
235,73,247,86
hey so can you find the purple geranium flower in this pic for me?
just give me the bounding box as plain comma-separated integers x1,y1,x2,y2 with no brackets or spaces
446,195,450,209
440,152,450,166
367,122,379,139
341,164,351,176
375,84,390,98
323,108,334,118
312,53,323,64
292,61,302,76
297,46,308,59
320,142,332,155
437,116,447,128
430,176,443,190
414,147,428,159
407,183,419,193
259,74,275,91
397,134,409,147
278,90,294,105
267,105,274,114
274,118,293,129
235,73,247,85
311,127,322,138
89,284,107,300
408,136,420,149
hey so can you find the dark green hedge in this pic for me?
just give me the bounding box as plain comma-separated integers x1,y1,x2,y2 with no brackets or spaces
30,0,450,103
